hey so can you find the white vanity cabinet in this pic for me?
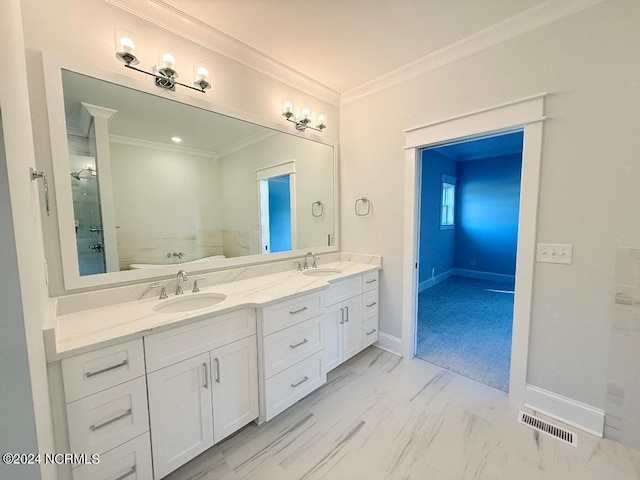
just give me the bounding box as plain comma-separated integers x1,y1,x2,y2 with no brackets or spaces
59,339,152,480
324,271,379,372
259,291,327,421
144,309,258,479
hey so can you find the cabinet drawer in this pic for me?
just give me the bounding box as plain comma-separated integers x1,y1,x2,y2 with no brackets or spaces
264,317,324,379
72,432,152,480
325,276,362,306
262,292,324,336
362,289,379,320
264,352,326,421
144,308,256,372
362,271,379,292
363,317,379,348
66,376,149,456
62,339,145,403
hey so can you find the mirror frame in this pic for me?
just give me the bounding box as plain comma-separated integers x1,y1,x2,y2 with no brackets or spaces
42,52,339,290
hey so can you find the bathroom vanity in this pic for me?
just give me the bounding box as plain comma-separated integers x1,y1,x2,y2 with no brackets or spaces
44,256,381,480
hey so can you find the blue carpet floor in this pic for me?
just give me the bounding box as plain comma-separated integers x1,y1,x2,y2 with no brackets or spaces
416,276,514,392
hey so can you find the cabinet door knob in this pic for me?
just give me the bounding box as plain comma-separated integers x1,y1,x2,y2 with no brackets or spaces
289,338,309,349
203,362,209,389
214,358,221,383
85,359,128,377
289,306,308,315
291,376,309,388
89,408,132,432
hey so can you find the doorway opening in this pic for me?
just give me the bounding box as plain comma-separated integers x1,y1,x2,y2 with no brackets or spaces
260,175,292,253
416,131,523,392
257,161,297,254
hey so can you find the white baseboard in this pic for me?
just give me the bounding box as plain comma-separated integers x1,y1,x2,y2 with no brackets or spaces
375,332,403,356
524,384,604,437
418,269,455,292
454,268,515,284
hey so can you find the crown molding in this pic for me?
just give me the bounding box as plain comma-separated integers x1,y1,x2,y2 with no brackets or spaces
216,129,278,159
341,0,607,106
109,134,218,158
104,0,340,106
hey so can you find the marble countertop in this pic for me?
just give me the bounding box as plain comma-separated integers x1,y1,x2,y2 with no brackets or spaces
44,260,380,361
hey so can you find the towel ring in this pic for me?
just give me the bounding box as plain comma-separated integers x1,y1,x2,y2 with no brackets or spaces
312,200,324,217
355,197,371,216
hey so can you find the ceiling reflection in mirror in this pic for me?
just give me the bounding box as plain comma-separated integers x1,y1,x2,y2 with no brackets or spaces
61,70,334,276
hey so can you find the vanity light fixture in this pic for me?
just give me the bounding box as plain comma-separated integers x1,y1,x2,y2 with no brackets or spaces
114,29,211,93
282,100,327,133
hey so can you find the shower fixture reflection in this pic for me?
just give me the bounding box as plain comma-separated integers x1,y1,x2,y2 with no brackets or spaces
70,166,96,180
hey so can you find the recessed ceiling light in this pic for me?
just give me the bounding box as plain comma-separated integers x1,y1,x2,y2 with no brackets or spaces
171,136,182,143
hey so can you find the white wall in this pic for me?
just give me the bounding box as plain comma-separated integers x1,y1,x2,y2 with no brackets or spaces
340,0,640,409
110,141,224,267
1,0,57,477
21,0,339,295
219,133,335,257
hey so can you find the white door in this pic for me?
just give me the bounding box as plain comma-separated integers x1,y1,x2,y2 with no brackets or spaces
324,303,344,371
211,336,259,443
147,352,214,479
342,296,363,362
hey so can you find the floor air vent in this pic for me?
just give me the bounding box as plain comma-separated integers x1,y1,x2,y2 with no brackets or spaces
518,411,577,447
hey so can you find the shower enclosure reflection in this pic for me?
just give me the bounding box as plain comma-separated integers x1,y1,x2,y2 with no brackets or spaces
69,155,105,275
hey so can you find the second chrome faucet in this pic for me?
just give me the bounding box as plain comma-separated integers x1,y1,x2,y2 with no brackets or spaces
175,270,188,295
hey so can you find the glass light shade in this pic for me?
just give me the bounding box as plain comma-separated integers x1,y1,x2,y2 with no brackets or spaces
114,28,139,65
301,106,311,121
194,65,209,82
317,113,327,125
282,99,294,115
157,46,178,77
192,61,211,90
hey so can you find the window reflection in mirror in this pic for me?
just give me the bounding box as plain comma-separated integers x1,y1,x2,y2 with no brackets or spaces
60,70,334,276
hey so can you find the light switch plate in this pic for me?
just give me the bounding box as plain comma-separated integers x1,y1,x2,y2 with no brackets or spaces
536,243,573,264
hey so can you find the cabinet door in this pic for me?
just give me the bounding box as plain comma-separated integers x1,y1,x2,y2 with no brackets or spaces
147,352,213,479
342,296,363,362
324,303,344,371
211,336,258,443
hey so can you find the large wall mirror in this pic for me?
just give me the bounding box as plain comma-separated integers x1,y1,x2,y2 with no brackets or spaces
43,54,337,290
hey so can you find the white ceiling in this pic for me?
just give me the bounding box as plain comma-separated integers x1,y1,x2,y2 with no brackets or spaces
165,0,547,93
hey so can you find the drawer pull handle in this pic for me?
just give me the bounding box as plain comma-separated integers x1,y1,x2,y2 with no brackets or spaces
340,307,344,325
203,362,209,389
89,408,132,432
365,278,377,284
113,465,136,480
289,306,308,315
291,376,309,388
214,358,221,383
85,359,128,378
344,306,349,322
290,338,309,349
366,328,377,335
366,301,377,308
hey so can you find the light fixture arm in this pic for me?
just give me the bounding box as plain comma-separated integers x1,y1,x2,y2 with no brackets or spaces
123,64,208,93
282,111,326,133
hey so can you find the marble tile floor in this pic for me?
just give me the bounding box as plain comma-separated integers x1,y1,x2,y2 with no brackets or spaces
166,347,640,480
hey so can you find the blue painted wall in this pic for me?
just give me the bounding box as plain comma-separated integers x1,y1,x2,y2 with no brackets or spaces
454,154,522,276
418,150,457,283
268,175,292,253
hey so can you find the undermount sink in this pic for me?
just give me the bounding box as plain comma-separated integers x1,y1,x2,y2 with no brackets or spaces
153,293,227,313
303,268,342,277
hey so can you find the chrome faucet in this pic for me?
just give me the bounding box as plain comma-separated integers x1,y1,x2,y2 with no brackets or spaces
176,270,188,295
303,252,318,269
